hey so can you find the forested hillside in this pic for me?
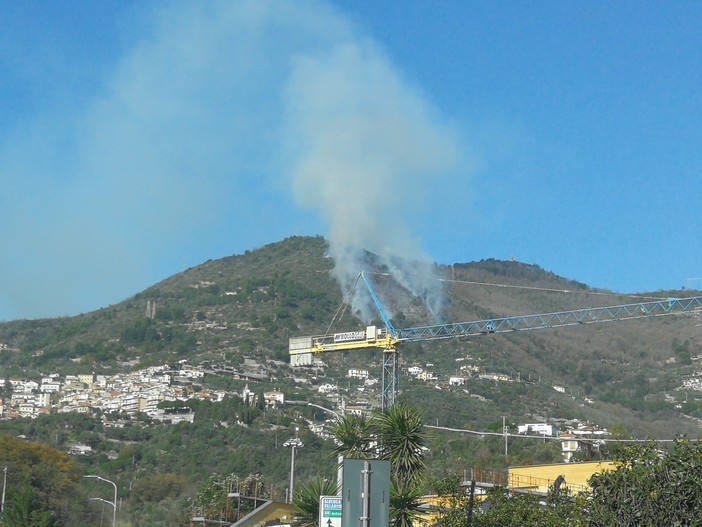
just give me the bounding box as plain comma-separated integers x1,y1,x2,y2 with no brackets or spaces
1,235,700,525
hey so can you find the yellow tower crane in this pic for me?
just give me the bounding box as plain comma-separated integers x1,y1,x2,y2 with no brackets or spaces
290,272,702,411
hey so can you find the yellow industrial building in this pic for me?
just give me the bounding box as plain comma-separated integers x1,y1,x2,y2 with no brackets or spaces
508,460,615,495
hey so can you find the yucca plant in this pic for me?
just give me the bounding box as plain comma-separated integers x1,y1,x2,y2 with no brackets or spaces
292,477,340,527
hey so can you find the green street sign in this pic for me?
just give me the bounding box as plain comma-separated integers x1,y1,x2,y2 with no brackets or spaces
320,495,343,527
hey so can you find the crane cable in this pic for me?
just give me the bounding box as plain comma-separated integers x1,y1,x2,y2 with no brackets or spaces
324,273,363,337
439,278,667,301
361,270,670,301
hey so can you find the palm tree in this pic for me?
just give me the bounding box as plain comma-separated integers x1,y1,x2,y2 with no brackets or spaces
331,404,429,527
330,413,374,461
372,403,428,487
389,480,426,527
292,477,339,527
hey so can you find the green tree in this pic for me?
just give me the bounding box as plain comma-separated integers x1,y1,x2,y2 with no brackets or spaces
194,472,270,523
1,483,55,527
330,414,374,461
0,433,85,526
240,473,269,505
471,486,551,527
291,477,339,527
372,403,428,488
389,480,425,527
131,473,186,503
430,476,471,527
195,473,232,522
433,475,583,527
586,437,702,526
331,405,428,527
597,424,631,460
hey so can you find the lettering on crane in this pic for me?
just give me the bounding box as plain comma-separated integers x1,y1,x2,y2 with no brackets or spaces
334,330,367,343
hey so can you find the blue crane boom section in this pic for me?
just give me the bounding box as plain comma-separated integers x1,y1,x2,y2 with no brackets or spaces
396,296,702,343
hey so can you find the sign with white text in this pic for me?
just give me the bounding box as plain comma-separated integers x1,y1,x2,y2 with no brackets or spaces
319,495,342,527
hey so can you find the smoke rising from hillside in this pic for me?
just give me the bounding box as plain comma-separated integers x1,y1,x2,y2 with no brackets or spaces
0,0,463,320
283,43,461,322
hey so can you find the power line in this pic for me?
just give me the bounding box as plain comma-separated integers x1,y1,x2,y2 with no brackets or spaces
424,424,700,444
364,270,667,301
440,278,666,301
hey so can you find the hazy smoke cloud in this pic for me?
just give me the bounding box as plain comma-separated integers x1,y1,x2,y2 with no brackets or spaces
283,42,461,322
0,0,463,321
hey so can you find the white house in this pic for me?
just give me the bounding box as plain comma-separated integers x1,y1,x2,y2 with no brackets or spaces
241,384,256,405
264,390,285,408
518,423,557,437
40,381,61,393
559,434,579,462
407,366,423,376
178,366,204,379
479,373,511,382
36,393,51,408
69,444,93,455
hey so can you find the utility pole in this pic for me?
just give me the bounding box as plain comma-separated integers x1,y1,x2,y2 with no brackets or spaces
466,479,476,527
503,416,508,458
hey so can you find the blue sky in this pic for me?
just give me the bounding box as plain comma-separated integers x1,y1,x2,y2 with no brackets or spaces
1,0,700,321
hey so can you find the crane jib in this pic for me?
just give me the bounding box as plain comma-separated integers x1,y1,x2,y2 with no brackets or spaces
395,295,702,342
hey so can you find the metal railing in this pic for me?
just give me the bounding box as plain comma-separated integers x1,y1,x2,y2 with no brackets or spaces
461,467,587,495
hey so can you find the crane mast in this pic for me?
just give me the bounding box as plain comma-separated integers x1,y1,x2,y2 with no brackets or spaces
290,274,702,411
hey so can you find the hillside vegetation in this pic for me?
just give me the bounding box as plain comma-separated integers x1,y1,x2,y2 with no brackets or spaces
1,235,701,525
2,235,701,433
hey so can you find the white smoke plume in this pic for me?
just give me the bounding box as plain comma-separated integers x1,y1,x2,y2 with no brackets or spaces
0,0,465,321
283,41,462,323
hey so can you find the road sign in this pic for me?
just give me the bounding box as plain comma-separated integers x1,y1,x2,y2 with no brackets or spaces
320,495,342,527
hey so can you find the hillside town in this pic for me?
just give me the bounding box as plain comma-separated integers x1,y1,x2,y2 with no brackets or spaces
0,351,644,464
0,362,211,422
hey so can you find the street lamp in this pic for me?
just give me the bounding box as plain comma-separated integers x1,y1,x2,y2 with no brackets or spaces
84,475,117,527
307,403,343,494
283,427,303,503
1,466,7,515
88,497,113,525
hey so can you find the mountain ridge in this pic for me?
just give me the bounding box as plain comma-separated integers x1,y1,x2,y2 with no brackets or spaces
1,235,700,440
1,235,701,526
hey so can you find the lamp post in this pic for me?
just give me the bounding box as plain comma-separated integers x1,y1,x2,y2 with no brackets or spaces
1,466,7,515
283,427,303,503
307,403,343,494
88,497,112,525
84,475,117,527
